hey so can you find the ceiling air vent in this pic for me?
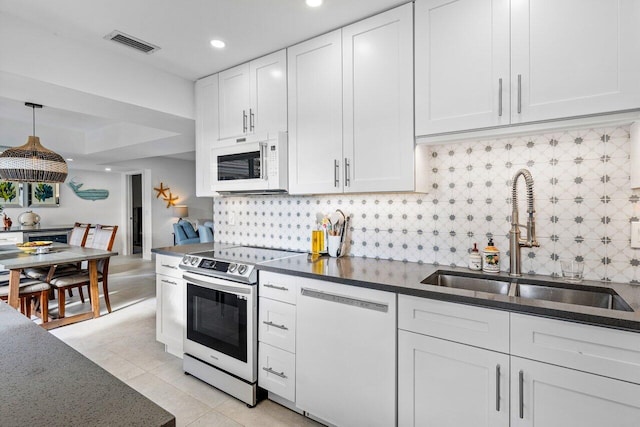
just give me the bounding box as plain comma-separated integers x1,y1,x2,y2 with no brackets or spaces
104,30,160,54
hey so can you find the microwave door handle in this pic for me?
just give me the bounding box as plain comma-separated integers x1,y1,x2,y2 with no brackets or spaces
260,142,268,180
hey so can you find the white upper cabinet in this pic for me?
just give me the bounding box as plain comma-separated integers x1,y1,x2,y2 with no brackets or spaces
511,0,640,123
343,2,414,193
218,50,287,140
288,30,343,195
288,4,414,195
416,0,640,136
218,63,250,139
416,0,510,135
194,74,218,197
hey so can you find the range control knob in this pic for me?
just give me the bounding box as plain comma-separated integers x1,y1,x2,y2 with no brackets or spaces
190,257,199,266
228,263,238,273
182,256,190,264
237,264,248,275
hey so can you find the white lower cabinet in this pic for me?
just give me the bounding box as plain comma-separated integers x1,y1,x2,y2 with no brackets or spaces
398,330,509,427
511,356,640,427
155,254,184,357
258,342,296,402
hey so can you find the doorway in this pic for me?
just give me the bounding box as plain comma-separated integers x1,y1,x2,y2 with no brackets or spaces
130,174,143,254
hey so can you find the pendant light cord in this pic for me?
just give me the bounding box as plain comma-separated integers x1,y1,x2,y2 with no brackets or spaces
32,104,36,136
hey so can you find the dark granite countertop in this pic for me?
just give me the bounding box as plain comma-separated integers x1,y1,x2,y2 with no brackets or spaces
0,301,175,427
152,243,640,332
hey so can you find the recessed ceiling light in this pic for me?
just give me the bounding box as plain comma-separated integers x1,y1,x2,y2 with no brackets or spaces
306,0,322,7
66,158,74,162
105,167,111,171
210,39,226,49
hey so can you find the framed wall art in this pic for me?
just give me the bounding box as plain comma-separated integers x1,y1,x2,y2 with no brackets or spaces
28,183,60,207
0,180,25,207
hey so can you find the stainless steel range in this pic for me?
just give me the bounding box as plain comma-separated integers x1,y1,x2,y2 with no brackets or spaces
180,245,300,407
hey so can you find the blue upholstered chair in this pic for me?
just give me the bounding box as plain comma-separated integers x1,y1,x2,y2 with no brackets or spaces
198,222,214,243
173,220,200,245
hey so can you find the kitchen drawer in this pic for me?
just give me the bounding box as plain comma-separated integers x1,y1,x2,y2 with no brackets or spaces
398,295,509,353
259,297,296,353
258,342,295,402
511,313,640,384
0,232,23,246
259,271,298,305
156,254,183,278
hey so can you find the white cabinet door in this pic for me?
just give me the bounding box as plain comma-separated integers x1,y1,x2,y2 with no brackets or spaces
195,74,218,197
155,274,184,357
511,356,640,427
250,50,287,136
296,279,396,427
218,63,250,139
415,0,510,136
511,0,640,123
343,3,415,193
398,330,509,427
287,30,343,195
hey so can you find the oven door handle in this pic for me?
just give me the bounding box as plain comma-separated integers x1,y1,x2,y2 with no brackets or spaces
183,273,251,295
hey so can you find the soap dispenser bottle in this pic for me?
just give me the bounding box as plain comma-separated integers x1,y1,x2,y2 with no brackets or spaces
468,243,482,271
482,238,500,273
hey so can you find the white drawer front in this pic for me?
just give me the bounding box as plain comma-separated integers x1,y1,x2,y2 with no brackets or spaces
398,295,509,353
156,254,183,278
259,297,296,353
258,342,295,402
511,313,640,384
0,232,23,246
259,271,298,304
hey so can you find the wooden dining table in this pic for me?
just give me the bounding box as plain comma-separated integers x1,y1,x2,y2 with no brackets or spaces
0,243,117,329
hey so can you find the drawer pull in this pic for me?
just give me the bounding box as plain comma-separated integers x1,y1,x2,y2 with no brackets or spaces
161,264,177,269
262,366,287,379
161,279,178,285
263,283,289,291
263,320,288,330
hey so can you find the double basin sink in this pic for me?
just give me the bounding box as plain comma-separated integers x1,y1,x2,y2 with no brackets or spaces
421,271,633,312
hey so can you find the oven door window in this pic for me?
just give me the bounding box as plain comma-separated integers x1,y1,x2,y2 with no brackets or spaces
217,151,261,181
187,284,248,362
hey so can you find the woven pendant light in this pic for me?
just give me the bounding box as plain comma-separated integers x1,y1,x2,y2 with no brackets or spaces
0,103,68,183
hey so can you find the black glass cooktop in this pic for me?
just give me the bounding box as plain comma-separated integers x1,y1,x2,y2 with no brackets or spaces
190,245,301,265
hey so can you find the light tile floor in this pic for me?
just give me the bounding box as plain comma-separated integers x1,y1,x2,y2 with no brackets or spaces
49,255,321,427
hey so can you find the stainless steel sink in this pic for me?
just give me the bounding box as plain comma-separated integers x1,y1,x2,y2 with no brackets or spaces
421,271,633,312
421,271,511,295
515,282,633,312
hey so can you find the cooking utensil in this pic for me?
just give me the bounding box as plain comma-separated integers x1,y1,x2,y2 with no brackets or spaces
336,215,350,257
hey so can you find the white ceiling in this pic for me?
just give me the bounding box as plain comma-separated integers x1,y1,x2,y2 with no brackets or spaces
0,0,407,171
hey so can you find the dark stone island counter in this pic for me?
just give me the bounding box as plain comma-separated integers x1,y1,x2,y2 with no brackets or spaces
0,301,175,427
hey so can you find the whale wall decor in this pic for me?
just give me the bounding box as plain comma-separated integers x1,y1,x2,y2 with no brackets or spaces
68,178,109,201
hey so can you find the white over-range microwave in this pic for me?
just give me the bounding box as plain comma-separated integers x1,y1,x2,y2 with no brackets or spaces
211,132,288,194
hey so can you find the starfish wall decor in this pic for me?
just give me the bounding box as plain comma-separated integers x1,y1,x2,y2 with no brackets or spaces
154,182,181,208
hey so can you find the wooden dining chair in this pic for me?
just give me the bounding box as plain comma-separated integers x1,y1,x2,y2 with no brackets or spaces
48,225,118,317
0,275,50,323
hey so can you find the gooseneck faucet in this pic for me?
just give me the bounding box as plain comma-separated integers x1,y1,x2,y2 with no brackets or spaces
509,169,539,277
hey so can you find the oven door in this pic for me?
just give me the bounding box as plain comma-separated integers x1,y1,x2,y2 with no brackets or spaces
183,272,257,382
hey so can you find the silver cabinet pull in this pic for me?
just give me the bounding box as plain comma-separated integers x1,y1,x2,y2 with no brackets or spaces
249,108,255,132
344,158,351,187
263,320,288,330
519,370,524,419
262,366,287,379
263,283,289,291
495,364,501,411
161,279,177,285
498,78,503,117
334,159,340,187
301,287,388,312
161,264,177,269
517,74,522,114
242,110,247,133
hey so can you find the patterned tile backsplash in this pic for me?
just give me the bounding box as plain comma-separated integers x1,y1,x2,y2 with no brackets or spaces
214,124,640,284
